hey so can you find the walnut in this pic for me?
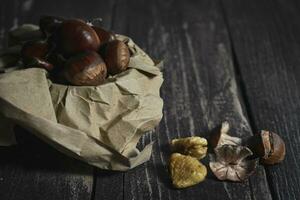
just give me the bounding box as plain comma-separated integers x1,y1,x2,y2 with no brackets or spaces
169,153,207,188
170,136,207,159
209,145,258,182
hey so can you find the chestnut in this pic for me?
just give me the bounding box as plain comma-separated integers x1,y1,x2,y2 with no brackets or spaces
92,26,116,44
64,51,107,86
22,40,49,59
58,19,100,56
103,40,130,75
39,15,65,37
23,57,54,71
21,40,54,71
246,130,286,165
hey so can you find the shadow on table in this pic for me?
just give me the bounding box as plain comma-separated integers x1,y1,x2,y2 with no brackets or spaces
0,126,92,175
151,142,174,189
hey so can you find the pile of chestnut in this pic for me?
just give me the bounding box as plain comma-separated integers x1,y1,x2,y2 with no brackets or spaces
21,16,130,86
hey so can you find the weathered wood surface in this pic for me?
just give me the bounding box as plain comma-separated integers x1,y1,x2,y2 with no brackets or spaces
222,0,300,199
0,127,93,200
0,0,116,199
98,0,271,199
0,0,299,199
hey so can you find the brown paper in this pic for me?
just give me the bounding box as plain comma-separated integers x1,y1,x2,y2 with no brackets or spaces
0,34,163,171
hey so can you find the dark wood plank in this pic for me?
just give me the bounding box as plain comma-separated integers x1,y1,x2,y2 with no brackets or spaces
0,0,118,199
105,0,272,199
93,170,123,200
221,0,300,199
0,127,93,200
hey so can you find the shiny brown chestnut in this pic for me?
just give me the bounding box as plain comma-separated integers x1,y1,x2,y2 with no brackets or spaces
39,16,65,37
103,40,130,75
92,26,116,45
21,40,49,59
246,130,286,165
64,51,107,86
24,57,54,71
58,19,100,56
21,40,54,71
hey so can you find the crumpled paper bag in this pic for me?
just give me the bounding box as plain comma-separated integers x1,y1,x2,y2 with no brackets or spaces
0,34,164,171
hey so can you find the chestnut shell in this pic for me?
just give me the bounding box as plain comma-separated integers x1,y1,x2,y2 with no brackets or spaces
24,57,54,71
21,40,49,59
246,130,286,165
262,131,286,165
64,51,107,86
21,40,54,71
58,19,100,56
92,26,116,45
103,40,130,75
209,121,242,149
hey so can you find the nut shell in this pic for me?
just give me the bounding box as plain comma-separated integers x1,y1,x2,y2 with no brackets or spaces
104,40,130,75
58,19,100,55
209,145,258,182
64,51,107,86
92,26,116,45
21,40,49,60
246,130,286,165
21,41,54,71
261,131,286,164
24,57,54,71
209,121,242,149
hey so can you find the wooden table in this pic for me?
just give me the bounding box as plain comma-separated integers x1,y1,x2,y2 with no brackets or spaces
0,0,299,199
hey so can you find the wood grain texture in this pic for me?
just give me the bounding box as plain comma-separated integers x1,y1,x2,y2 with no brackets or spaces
104,0,272,199
0,0,117,199
2,0,299,199
0,127,93,200
221,0,300,199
